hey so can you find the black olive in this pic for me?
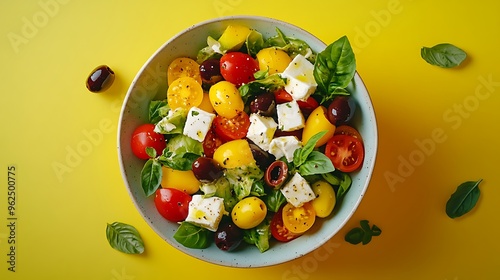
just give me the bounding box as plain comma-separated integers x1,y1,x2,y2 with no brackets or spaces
215,220,244,251
265,160,288,188
86,65,115,93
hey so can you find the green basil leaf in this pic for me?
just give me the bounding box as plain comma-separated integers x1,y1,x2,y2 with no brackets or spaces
298,151,335,176
265,188,287,213
140,159,162,197
336,172,352,201
149,100,169,123
293,130,327,167
313,36,356,103
145,147,156,158
361,232,372,245
445,179,482,218
344,227,364,245
359,220,371,232
371,225,382,236
173,222,211,249
421,43,466,68
106,222,145,254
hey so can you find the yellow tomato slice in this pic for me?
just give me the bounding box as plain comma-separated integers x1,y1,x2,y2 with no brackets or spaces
282,202,316,234
167,57,202,86
167,76,203,110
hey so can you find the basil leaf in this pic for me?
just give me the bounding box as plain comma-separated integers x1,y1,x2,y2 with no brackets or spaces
344,227,364,245
359,220,371,232
445,179,482,218
421,43,467,68
293,130,327,167
140,159,162,197
313,36,356,103
336,172,352,201
173,222,211,249
265,188,287,213
149,100,169,123
298,151,335,176
371,225,382,236
106,222,145,254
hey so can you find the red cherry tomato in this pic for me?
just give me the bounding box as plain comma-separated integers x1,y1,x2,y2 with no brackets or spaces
270,206,301,242
220,52,259,86
273,88,293,104
324,134,365,172
130,123,166,160
202,126,226,158
154,188,192,222
213,110,251,142
334,125,363,141
273,88,318,115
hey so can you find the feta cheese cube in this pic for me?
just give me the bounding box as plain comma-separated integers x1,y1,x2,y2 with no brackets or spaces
280,172,316,207
246,113,278,151
281,54,317,101
185,195,226,232
269,136,302,162
276,100,305,132
183,107,215,142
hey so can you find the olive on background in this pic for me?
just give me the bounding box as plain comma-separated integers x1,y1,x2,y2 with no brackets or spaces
86,65,115,93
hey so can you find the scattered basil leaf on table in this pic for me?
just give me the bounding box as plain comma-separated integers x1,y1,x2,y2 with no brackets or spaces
106,222,145,254
345,220,381,245
421,43,467,68
445,179,482,219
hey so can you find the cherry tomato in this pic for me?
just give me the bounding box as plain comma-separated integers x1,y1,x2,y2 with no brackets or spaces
273,88,293,104
167,76,204,110
324,134,365,172
334,125,363,141
273,88,319,115
213,110,250,142
282,202,316,234
167,57,202,86
209,81,244,119
154,188,192,222
256,47,292,74
130,123,166,160
301,106,336,148
213,139,255,169
220,52,259,86
270,207,301,242
231,196,267,229
161,166,200,195
202,126,226,158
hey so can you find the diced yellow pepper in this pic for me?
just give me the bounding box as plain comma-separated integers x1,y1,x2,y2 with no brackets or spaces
218,25,251,51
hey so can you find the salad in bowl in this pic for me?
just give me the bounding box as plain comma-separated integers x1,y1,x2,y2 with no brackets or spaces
117,16,377,267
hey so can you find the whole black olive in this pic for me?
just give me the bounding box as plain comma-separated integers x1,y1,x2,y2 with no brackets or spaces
215,221,244,251
192,157,224,182
249,92,276,117
249,143,275,170
86,65,115,93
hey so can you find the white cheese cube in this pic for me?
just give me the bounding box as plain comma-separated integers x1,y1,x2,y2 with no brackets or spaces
269,136,302,163
276,100,305,132
185,195,226,232
281,54,317,101
246,113,278,151
182,107,215,142
280,172,316,207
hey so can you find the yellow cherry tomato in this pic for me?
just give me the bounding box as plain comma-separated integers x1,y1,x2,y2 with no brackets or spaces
311,180,336,218
231,197,267,229
302,105,336,147
209,81,244,119
256,47,292,74
161,166,200,195
213,139,255,169
167,57,202,86
198,92,216,114
282,202,316,234
167,76,203,110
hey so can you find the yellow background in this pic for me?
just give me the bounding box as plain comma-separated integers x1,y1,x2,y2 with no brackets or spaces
1,0,499,279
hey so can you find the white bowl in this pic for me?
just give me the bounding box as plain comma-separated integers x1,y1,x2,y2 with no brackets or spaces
117,15,377,267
